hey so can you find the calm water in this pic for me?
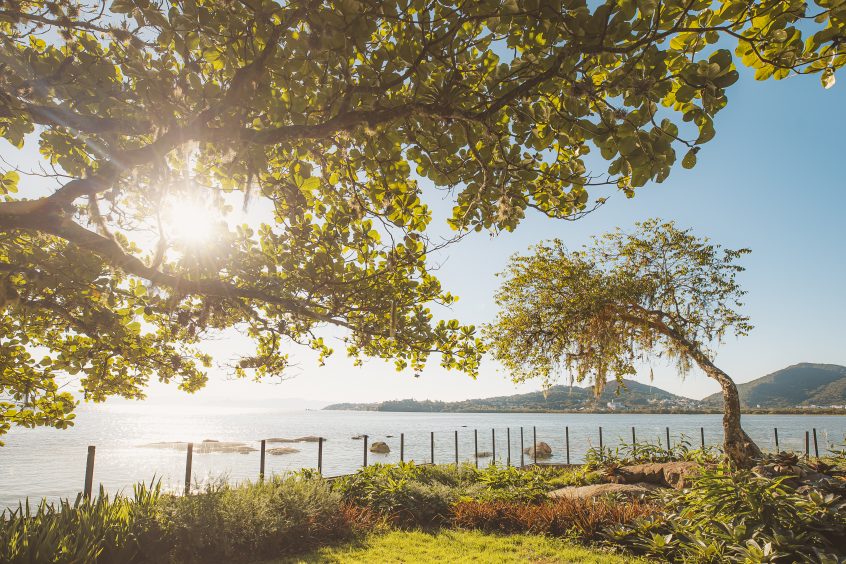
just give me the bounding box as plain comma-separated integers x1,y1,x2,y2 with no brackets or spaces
1,406,844,509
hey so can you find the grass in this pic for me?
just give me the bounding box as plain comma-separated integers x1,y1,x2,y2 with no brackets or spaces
268,530,644,563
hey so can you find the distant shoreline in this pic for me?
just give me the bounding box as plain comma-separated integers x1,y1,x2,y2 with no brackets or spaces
322,407,846,416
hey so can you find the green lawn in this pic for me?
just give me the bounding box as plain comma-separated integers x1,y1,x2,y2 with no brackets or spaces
270,530,644,563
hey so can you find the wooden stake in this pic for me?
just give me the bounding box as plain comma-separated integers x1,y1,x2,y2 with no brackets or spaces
83,445,95,499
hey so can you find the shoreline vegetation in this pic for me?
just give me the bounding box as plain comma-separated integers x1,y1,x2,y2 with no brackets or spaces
3,442,845,563
324,406,846,415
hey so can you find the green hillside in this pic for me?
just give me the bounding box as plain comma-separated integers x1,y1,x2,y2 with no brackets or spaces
702,363,846,408
324,379,699,413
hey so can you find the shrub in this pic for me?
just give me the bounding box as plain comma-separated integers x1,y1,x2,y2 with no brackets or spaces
451,497,658,540
152,475,348,563
586,438,721,468
0,483,160,564
607,465,846,562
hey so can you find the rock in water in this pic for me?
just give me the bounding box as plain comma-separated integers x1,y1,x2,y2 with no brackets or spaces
267,447,300,455
523,442,553,459
370,441,390,454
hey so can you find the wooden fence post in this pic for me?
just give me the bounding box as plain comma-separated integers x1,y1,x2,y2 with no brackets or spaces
363,435,368,468
318,437,324,474
599,426,603,459
520,427,525,467
184,442,193,496
813,428,819,458
474,429,479,468
507,428,511,467
666,427,671,453
805,431,810,459
700,427,705,450
431,431,435,464
83,445,95,499
565,426,570,465
774,428,779,452
491,429,496,465
455,430,459,465
533,426,537,465
260,439,266,481
400,433,404,462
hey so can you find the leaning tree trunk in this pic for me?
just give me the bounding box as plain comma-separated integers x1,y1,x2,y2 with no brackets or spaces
693,355,762,467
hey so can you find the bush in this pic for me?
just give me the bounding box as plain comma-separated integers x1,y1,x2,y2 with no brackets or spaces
151,475,348,563
0,483,160,564
451,497,657,540
585,438,720,468
607,465,846,562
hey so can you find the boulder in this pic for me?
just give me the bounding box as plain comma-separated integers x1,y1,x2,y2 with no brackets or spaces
370,441,390,454
267,447,299,455
549,482,659,500
523,442,553,459
141,441,256,454
476,451,493,458
611,461,700,489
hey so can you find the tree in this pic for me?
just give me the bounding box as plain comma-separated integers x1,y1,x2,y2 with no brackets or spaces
486,219,762,466
0,1,843,438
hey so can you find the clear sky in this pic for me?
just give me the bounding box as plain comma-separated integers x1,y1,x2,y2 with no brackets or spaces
14,61,846,408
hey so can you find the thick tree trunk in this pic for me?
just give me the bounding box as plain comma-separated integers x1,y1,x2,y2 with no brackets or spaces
712,370,762,467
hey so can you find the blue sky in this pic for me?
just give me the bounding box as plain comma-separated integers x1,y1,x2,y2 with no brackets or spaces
12,57,846,407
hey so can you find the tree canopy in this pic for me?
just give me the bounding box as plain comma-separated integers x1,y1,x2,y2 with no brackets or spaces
1,0,843,437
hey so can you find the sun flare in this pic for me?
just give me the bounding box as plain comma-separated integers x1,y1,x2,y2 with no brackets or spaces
164,197,219,246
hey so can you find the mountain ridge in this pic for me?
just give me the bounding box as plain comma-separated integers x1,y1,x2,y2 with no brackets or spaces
702,363,846,408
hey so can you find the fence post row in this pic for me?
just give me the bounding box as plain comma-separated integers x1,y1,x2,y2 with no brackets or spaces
363,435,368,468
318,437,324,474
184,442,193,496
259,439,266,481
83,445,96,499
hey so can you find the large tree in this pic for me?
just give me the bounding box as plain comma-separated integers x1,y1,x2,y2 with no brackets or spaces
0,1,843,438
486,219,762,466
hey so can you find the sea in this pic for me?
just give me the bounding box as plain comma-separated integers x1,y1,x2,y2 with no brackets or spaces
1,406,844,509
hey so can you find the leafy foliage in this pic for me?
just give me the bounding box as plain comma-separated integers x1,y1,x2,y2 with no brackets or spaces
585,437,721,468
607,465,846,562
1,1,844,434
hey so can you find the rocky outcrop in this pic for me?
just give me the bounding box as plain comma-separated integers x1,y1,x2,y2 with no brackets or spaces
266,436,322,443
609,462,700,489
141,440,256,454
370,441,390,454
549,482,659,500
266,447,300,455
523,442,553,459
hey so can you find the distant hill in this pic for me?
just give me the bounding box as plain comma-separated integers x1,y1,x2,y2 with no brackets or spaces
324,379,701,413
702,363,846,408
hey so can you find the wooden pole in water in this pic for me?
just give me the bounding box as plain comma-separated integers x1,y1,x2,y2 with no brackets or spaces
666,427,671,453
700,427,705,450
431,431,435,464
805,431,810,459
599,426,603,459
520,427,525,467
813,428,819,459
774,428,779,452
318,437,324,474
83,445,96,499
474,429,479,468
491,429,496,465
400,433,404,462
455,430,459,465
631,426,636,446
533,426,537,465
259,439,266,481
363,435,368,468
565,426,570,465
184,442,193,496
507,428,511,467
